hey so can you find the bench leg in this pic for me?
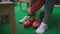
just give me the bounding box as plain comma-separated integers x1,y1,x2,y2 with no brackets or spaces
9,7,16,34
20,2,22,11
59,20,60,28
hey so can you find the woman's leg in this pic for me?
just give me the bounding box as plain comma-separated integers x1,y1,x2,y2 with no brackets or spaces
28,0,37,15
36,0,56,34
29,0,44,14
43,0,56,23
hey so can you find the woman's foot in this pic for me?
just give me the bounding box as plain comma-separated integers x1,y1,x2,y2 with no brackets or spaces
19,16,30,23
24,16,35,28
32,21,40,28
36,22,48,34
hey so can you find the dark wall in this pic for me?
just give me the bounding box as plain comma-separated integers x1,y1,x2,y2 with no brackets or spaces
0,0,60,5
10,0,19,2
10,0,60,5
10,0,15,2
0,0,2,2
56,0,60,5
